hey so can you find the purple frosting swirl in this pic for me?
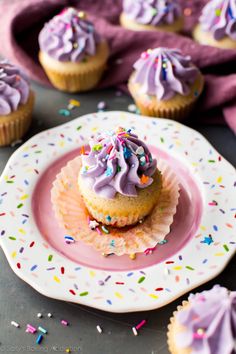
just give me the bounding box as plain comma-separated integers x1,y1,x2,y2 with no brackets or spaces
39,7,100,62
200,0,236,40
0,60,30,116
132,47,199,101
176,285,236,354
123,0,182,25
80,127,157,199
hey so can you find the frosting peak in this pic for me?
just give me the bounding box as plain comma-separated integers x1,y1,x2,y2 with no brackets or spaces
80,127,157,199
200,0,236,40
0,60,30,116
39,7,100,62
132,48,199,101
123,0,182,26
176,285,236,354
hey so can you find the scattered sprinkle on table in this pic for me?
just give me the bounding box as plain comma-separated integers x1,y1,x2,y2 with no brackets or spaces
69,99,80,107
59,109,70,117
11,321,20,328
135,319,147,331
97,101,106,111
96,325,103,334
37,313,42,318
38,326,47,334
47,313,53,318
36,334,43,344
26,324,37,334
128,104,137,112
132,327,138,336
61,319,69,326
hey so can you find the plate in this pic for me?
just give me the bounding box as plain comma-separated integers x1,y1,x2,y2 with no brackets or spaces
0,111,235,313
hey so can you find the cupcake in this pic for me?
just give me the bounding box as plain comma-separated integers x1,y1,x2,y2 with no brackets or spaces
193,0,236,49
120,0,183,33
167,285,236,354
78,127,162,227
0,60,34,147
38,7,109,92
128,47,204,120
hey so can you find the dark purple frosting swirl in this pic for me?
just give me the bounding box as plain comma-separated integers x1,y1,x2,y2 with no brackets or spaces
176,285,236,354
80,127,157,199
39,7,100,62
0,60,30,116
123,0,182,25
200,0,236,40
132,47,199,101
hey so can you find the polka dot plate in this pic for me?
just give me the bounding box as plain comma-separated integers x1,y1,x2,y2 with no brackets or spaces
0,111,235,313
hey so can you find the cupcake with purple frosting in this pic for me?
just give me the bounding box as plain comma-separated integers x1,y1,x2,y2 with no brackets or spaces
193,0,236,49
128,47,204,120
167,285,236,354
120,0,183,33
78,127,162,227
38,7,109,92
0,60,34,146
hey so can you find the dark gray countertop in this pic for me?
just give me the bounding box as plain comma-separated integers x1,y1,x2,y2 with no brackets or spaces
0,82,235,354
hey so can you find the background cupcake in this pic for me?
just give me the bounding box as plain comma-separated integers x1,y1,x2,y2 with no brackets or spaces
120,0,183,33
39,7,109,92
0,60,34,146
167,285,236,354
128,47,204,120
193,0,236,49
78,127,162,227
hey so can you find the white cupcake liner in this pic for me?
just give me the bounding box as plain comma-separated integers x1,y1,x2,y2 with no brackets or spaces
51,156,180,256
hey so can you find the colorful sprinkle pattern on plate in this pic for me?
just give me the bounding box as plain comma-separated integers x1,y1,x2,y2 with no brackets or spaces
0,112,235,313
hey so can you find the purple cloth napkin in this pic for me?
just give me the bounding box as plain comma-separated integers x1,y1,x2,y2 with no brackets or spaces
0,0,236,133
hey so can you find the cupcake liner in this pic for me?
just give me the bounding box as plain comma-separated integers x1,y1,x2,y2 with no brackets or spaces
0,91,34,146
134,99,195,121
167,301,191,354
193,24,236,49
51,156,180,256
39,42,109,93
128,74,204,121
120,13,184,33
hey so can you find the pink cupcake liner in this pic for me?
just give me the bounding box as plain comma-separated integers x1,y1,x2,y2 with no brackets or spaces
51,156,180,256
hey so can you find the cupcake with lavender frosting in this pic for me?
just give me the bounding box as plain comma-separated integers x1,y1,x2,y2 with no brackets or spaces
167,285,236,354
0,60,34,146
38,7,109,92
120,0,184,32
193,0,236,49
78,127,162,227
128,47,204,120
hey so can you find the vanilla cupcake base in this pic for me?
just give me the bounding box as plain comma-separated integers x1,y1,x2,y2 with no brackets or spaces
120,12,184,33
78,170,162,227
128,73,204,120
193,24,236,49
39,41,109,92
0,91,34,146
167,301,192,354
51,156,180,256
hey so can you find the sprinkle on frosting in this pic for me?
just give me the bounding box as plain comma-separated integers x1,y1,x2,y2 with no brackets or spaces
123,0,182,26
80,127,157,199
199,0,236,40
176,285,236,354
0,60,30,116
38,7,100,62
132,47,199,101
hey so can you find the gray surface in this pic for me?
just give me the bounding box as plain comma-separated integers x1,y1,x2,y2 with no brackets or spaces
0,82,235,354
